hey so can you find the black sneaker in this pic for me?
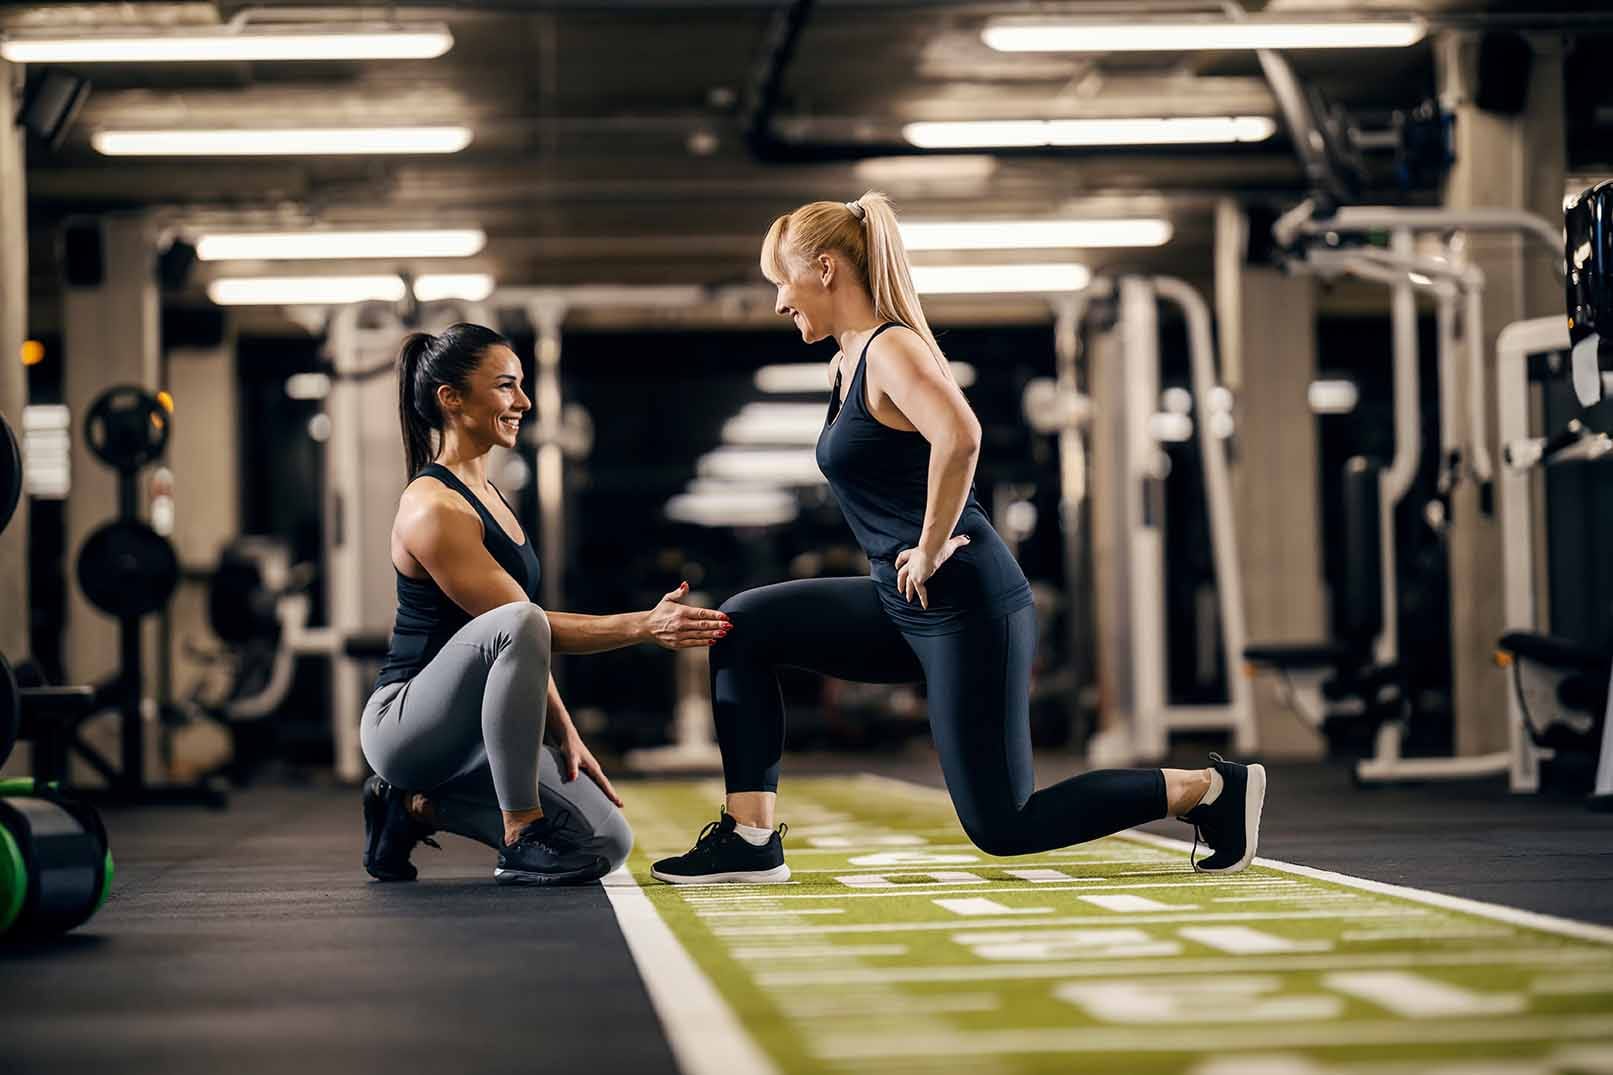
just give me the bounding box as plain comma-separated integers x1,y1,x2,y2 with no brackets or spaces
1179,753,1267,873
362,775,440,882
650,810,791,885
494,810,611,886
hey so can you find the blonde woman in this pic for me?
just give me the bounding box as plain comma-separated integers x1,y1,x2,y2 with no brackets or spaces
652,193,1266,884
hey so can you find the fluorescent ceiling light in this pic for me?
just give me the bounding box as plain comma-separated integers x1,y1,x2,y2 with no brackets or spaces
854,155,999,184
902,219,1171,251
1308,379,1360,415
1,25,453,64
285,373,332,401
413,273,495,302
195,229,486,261
92,127,472,156
911,263,1090,295
697,448,825,486
722,403,829,446
754,362,976,393
904,117,1275,149
753,362,979,392
666,490,799,529
982,19,1425,53
208,273,494,306
208,275,405,306
686,479,790,498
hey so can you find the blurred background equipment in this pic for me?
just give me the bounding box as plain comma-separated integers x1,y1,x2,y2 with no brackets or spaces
0,410,114,940
1,0,1605,809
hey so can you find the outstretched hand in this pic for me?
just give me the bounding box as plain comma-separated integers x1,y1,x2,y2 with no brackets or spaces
644,581,731,649
894,535,971,611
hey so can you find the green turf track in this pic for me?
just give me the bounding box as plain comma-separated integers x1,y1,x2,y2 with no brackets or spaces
620,774,1613,1075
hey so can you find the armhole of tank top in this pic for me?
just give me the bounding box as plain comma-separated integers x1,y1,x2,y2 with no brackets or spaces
855,323,898,415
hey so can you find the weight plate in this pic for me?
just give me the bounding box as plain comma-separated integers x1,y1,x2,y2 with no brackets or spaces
77,520,179,618
0,412,20,536
83,386,169,471
0,653,16,774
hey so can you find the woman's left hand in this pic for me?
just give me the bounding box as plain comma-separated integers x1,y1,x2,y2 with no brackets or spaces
894,534,971,610
559,730,623,807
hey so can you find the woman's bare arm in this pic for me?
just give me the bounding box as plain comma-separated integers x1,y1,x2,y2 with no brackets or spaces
400,488,728,654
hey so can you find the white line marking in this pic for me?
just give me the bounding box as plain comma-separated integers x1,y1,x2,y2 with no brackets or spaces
1341,926,1514,941
808,1014,1613,1059
1119,829,1613,945
934,897,1052,917
712,908,1428,938
679,879,1312,904
1179,926,1332,954
1080,894,1184,912
599,866,779,1075
1004,869,1076,883
834,871,987,889
729,944,909,960
695,908,846,918
752,947,1613,988
777,993,1004,1017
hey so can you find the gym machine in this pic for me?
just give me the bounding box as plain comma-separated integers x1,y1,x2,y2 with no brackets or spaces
1246,203,1565,785
1488,179,1613,806
0,409,116,940
1025,276,1256,766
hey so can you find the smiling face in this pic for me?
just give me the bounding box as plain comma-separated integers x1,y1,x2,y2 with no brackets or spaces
768,252,839,344
438,344,530,451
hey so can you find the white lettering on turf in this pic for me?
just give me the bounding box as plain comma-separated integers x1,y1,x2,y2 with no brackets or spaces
933,897,1052,917
1323,971,1528,1018
1055,977,1344,1023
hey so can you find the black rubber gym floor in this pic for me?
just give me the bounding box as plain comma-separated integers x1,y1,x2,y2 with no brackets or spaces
3,754,1609,1075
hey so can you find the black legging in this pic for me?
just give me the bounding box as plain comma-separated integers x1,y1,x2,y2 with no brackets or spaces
712,577,1168,856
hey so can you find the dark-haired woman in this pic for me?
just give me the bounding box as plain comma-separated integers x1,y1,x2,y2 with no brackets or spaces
651,193,1266,885
361,323,731,885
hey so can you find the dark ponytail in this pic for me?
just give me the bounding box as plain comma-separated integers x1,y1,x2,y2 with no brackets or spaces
396,322,509,479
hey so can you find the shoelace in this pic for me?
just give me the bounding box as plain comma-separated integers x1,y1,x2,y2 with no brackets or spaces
685,814,787,855
1188,754,1227,873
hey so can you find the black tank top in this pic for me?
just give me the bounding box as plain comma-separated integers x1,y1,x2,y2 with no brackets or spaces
815,323,1032,634
374,462,542,688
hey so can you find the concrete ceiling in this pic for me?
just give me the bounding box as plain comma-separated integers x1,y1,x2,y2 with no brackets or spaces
8,1,1612,324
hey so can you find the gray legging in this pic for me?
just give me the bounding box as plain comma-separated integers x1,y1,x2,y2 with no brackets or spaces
360,601,633,870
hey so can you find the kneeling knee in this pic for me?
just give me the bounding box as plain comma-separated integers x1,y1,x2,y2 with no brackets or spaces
596,812,634,872
963,821,1027,858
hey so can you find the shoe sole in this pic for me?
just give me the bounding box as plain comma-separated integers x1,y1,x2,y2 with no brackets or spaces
649,863,792,885
493,861,610,886
1198,763,1267,874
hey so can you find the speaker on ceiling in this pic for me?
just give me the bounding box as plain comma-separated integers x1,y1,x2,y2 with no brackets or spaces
1474,31,1533,116
16,68,90,151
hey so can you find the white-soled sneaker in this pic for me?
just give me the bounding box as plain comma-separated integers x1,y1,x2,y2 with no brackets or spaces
650,810,791,884
1180,753,1267,873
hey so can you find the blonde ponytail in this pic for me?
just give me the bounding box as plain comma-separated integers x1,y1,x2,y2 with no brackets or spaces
760,189,951,379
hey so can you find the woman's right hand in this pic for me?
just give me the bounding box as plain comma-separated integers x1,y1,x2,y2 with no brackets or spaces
643,582,731,649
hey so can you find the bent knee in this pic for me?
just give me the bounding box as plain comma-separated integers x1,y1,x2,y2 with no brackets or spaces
487,601,551,653
595,811,635,872
962,820,1029,858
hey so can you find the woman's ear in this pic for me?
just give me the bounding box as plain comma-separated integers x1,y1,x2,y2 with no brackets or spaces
436,382,460,417
818,252,835,288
